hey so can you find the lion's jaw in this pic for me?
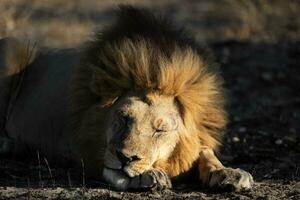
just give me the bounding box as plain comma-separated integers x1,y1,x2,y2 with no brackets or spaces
103,93,182,177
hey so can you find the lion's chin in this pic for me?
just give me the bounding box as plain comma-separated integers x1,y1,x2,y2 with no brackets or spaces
124,166,141,177
103,163,144,178
123,162,151,177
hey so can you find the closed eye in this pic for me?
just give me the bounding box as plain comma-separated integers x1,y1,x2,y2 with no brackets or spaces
152,129,167,137
113,110,130,133
156,128,166,133
120,115,131,129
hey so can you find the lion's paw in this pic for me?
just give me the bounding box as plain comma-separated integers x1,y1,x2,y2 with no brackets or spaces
128,169,172,191
208,168,254,192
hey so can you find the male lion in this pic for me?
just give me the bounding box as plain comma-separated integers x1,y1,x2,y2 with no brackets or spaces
0,6,253,191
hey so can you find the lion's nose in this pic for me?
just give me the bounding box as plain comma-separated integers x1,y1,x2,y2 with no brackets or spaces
116,150,140,165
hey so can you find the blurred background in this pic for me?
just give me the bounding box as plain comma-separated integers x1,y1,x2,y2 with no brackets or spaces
0,0,299,198
0,0,299,47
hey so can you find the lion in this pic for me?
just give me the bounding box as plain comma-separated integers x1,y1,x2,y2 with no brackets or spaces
0,6,253,191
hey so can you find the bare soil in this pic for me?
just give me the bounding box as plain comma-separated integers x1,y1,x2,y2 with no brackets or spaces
0,40,299,200
0,1,299,199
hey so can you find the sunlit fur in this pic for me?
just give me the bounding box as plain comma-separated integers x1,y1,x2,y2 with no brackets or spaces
70,6,227,178
0,37,36,76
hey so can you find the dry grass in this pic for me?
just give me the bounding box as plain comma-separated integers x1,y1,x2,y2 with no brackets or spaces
0,0,299,48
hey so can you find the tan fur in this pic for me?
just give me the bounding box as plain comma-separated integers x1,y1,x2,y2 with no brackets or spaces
0,6,252,190
70,37,227,181
198,148,224,183
0,38,36,76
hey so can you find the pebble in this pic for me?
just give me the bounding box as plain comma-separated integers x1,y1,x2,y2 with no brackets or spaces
275,139,283,145
263,174,272,178
257,130,268,136
238,127,247,133
55,187,64,193
232,137,240,143
109,192,122,199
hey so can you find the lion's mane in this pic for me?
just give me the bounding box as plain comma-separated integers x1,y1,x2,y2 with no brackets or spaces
70,6,227,176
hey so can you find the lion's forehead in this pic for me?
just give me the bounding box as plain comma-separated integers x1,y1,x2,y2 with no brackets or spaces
120,97,148,118
120,95,178,120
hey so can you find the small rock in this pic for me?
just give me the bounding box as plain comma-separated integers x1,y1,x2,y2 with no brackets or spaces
232,137,240,143
263,174,272,178
275,139,283,145
109,192,122,199
238,127,247,133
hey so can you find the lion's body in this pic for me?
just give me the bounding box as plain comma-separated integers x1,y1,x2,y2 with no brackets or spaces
0,6,253,191
0,41,79,160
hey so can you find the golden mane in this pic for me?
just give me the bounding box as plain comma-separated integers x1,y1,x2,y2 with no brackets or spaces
70,5,227,176
91,38,226,145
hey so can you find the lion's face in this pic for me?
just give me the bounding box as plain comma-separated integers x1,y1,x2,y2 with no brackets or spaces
103,92,182,177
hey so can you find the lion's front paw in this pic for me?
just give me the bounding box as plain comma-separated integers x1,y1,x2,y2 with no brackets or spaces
208,168,254,192
128,169,172,191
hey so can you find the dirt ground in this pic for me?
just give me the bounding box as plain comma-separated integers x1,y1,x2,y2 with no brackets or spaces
0,0,299,199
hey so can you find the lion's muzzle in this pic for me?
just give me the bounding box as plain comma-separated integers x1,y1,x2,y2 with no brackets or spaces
116,149,141,167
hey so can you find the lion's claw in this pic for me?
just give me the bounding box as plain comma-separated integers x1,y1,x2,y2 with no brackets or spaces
209,168,254,192
147,169,172,190
128,169,172,191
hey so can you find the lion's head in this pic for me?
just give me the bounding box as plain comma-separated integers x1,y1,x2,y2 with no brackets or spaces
70,6,226,178
103,91,182,177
